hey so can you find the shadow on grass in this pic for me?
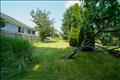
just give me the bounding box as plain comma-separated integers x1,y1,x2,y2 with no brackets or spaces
42,40,59,43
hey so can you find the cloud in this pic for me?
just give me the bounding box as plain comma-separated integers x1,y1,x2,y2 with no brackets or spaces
65,0,81,8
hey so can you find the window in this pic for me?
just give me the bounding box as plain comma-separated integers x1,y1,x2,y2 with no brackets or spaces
32,31,35,35
28,30,30,34
18,26,21,33
22,28,24,33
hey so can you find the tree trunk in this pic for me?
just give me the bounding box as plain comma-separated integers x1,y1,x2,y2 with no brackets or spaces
78,26,95,51
82,27,95,51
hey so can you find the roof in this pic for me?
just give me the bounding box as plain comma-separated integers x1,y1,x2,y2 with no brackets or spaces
0,12,35,31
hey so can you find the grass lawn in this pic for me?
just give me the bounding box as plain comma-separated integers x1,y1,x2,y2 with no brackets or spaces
10,41,120,80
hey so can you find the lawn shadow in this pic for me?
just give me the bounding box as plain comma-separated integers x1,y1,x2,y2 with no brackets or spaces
42,40,59,43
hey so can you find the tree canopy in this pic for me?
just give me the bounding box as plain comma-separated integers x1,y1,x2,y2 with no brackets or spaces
0,17,6,29
30,8,55,41
61,3,81,46
62,0,120,51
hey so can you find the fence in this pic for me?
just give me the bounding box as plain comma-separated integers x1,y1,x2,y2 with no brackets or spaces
0,31,41,41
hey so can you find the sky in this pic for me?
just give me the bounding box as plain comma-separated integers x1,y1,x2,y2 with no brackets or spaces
1,1,80,31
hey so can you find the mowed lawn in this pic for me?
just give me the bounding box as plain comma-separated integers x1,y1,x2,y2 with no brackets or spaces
11,41,120,80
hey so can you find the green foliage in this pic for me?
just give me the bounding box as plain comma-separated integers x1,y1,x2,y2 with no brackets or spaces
30,8,55,41
92,0,120,47
77,0,120,49
69,27,79,46
62,3,95,49
61,3,81,41
64,0,120,50
61,6,72,40
0,17,6,29
77,27,85,47
0,35,36,79
62,0,120,50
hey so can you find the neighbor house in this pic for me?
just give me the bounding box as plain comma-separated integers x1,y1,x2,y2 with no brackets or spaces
0,12,35,35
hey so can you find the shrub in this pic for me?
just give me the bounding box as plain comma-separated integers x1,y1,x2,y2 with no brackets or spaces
77,25,95,51
77,27,85,47
69,38,77,46
69,27,79,46
0,35,37,79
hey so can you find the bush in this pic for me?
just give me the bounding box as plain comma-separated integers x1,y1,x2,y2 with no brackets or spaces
77,25,95,51
69,38,77,46
77,27,85,47
0,35,37,79
69,27,79,46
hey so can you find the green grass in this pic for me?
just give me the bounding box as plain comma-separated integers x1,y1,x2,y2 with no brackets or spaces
9,41,120,80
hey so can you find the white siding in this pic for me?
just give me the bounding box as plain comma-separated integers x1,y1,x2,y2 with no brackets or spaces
1,23,35,35
5,23,18,33
24,29,28,34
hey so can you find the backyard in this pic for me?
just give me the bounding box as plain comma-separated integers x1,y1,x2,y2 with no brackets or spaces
1,1,120,80
9,41,120,80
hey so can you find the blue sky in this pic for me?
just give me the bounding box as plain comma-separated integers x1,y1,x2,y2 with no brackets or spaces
1,1,67,31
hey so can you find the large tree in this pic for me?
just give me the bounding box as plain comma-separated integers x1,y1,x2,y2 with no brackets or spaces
68,0,120,58
61,3,81,46
61,6,73,40
93,0,120,47
78,0,120,50
30,8,55,41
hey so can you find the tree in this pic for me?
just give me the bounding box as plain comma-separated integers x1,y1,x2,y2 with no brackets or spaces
77,1,96,50
94,0,120,47
61,6,73,40
52,28,60,39
30,8,55,41
78,0,120,50
68,0,120,58
61,3,81,46
69,27,79,46
0,17,6,31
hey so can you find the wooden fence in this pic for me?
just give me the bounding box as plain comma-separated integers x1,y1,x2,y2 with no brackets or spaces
0,31,41,41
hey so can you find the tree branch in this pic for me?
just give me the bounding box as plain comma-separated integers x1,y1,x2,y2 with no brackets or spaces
103,29,120,32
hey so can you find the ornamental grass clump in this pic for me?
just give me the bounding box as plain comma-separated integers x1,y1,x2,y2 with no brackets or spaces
0,35,37,79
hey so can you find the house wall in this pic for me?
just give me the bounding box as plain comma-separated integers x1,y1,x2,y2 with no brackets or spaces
5,23,18,33
24,29,28,34
24,29,34,35
1,23,36,35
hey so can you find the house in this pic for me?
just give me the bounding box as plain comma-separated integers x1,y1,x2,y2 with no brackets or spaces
0,12,35,35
